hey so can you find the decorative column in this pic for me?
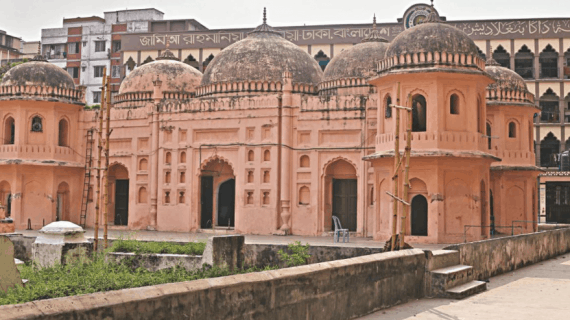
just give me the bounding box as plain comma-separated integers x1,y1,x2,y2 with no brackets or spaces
278,69,293,235
149,76,162,230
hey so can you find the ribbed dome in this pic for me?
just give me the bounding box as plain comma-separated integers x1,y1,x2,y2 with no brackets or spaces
200,22,323,87
385,22,479,59
1,60,75,89
119,55,202,94
324,17,388,82
485,61,529,92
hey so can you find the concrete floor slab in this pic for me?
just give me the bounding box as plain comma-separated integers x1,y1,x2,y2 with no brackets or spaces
359,254,570,320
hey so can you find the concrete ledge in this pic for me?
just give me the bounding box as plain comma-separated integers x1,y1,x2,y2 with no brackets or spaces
445,227,570,280
105,252,202,272
0,249,426,320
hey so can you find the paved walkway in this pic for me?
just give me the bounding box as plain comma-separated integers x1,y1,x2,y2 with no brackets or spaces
359,254,570,320
15,228,446,251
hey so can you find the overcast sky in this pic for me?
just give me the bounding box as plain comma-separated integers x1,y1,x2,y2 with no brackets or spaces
1,0,569,41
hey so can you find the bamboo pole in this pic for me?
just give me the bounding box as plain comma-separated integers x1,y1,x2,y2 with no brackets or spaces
400,94,413,249
103,74,111,248
390,83,401,251
94,70,106,252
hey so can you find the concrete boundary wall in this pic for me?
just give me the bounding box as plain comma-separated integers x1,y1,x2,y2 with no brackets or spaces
445,227,570,280
0,249,426,320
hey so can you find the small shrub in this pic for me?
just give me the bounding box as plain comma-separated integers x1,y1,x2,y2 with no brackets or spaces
277,241,311,267
109,238,206,255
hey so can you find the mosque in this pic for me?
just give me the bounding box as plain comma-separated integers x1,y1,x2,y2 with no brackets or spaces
0,5,540,243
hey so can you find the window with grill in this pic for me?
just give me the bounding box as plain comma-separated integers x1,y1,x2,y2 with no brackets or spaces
514,46,534,79
93,91,102,104
67,67,79,79
492,46,510,68
111,65,121,78
112,40,121,53
68,42,80,54
540,45,558,78
94,41,106,52
94,66,105,78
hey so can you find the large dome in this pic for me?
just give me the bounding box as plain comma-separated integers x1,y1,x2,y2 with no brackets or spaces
119,51,203,94
324,18,389,82
200,20,322,88
385,22,479,59
1,60,75,89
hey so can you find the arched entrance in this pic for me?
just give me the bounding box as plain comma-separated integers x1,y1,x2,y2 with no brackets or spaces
0,181,11,218
109,164,129,226
411,195,428,236
200,158,235,229
325,159,357,232
217,179,235,227
56,182,70,221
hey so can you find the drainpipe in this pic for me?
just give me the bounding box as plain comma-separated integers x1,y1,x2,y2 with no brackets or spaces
149,76,163,230
278,69,293,234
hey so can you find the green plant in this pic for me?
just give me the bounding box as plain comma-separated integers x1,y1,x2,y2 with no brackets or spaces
109,238,206,255
0,253,276,306
277,241,311,267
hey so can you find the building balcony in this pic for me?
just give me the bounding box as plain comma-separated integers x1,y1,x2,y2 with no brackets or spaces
0,144,78,164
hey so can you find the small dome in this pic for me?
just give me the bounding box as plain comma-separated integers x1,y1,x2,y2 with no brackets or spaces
324,17,388,82
485,60,528,92
119,52,203,94
200,12,322,89
1,60,75,89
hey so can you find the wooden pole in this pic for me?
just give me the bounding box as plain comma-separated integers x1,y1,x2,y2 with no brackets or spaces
390,83,401,251
103,74,111,248
400,94,413,249
94,70,106,252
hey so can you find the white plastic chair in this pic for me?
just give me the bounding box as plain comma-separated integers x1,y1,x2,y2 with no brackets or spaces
332,215,349,243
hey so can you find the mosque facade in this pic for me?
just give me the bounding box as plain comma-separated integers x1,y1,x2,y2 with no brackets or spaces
0,4,544,243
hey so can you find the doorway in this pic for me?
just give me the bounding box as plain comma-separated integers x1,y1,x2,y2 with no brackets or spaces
114,180,129,225
217,179,235,227
332,179,357,231
411,195,428,236
201,176,213,229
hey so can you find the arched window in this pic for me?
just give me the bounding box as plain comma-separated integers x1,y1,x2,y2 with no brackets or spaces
180,171,186,183
539,89,560,123
508,122,517,138
3,117,15,145
299,186,310,205
247,150,254,162
183,54,199,69
165,171,171,184
264,149,270,161
139,158,148,171
31,116,42,132
384,94,392,118
314,50,330,71
179,151,186,164
412,94,427,132
515,45,534,79
142,56,154,65
125,57,136,72
58,118,69,147
138,187,147,203
486,122,492,150
450,94,459,114
540,45,558,78
540,132,560,167
203,54,215,70
493,45,510,68
165,152,172,164
300,155,310,168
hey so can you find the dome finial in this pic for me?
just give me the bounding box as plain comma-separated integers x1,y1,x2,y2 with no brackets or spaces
362,14,388,43
485,44,501,66
156,37,180,61
30,42,47,62
248,7,284,37
263,7,267,24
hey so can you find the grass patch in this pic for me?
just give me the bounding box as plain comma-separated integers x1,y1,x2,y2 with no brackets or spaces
109,238,206,255
0,255,274,306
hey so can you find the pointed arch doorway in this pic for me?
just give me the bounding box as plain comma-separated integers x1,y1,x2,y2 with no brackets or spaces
200,158,235,229
325,159,357,232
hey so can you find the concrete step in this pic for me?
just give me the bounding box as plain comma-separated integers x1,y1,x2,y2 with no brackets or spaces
427,250,460,271
446,280,487,299
430,264,474,293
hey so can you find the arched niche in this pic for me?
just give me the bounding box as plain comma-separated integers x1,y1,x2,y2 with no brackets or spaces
299,186,310,205
3,116,15,145
56,182,70,222
58,118,69,147
138,186,148,204
299,155,310,168
411,94,427,132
